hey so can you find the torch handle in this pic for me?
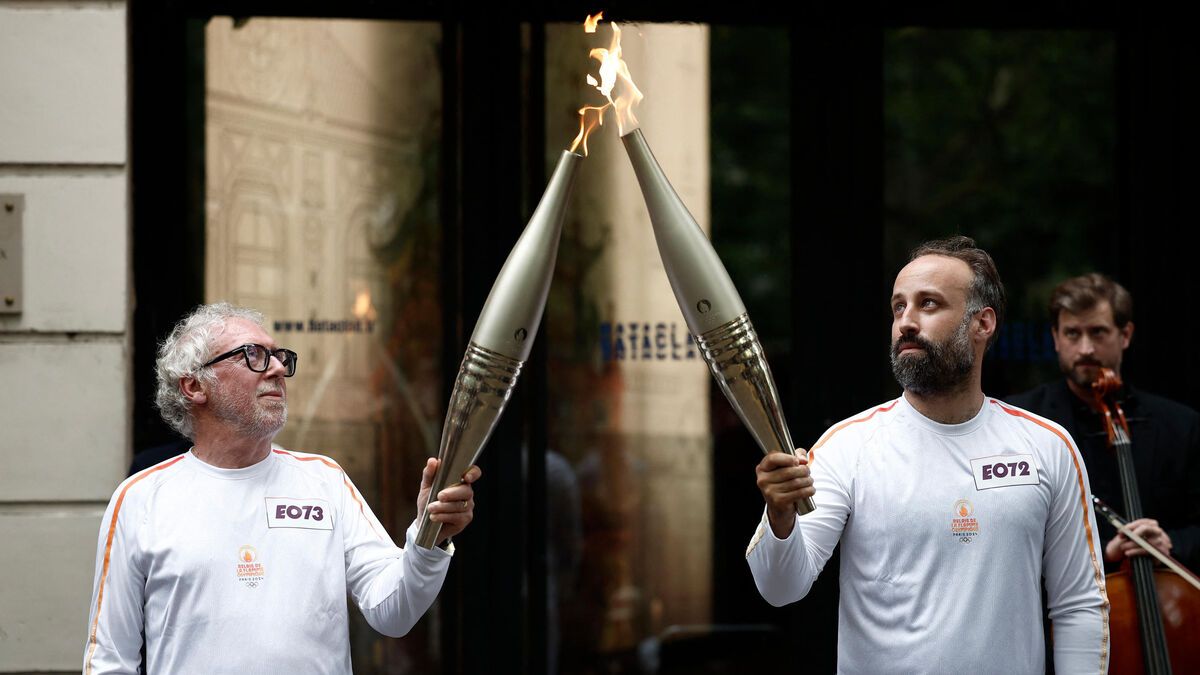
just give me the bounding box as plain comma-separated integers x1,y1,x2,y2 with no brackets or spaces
792,469,816,515
415,343,523,549
415,500,446,548
696,314,814,515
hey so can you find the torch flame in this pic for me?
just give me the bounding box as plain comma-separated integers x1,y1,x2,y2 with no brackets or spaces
570,13,610,155
580,17,638,135
584,19,644,136
567,13,644,154
583,11,602,33
569,104,609,156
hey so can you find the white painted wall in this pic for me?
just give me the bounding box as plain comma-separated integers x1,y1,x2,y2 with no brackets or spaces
0,2,129,671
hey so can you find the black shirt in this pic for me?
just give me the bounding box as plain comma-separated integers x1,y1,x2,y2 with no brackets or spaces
1007,379,1200,571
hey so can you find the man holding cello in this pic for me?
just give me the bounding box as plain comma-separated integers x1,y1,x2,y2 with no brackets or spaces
1009,272,1200,673
1008,273,1199,571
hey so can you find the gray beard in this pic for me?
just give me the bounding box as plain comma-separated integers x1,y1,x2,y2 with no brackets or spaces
210,385,287,439
890,314,975,396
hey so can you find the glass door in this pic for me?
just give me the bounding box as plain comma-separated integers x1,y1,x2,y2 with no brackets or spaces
205,17,446,672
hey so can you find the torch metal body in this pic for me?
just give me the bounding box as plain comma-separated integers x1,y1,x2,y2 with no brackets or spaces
416,150,583,548
621,129,814,515
414,344,522,547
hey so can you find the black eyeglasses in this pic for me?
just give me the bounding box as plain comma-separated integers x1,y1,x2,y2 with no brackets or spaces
202,343,298,377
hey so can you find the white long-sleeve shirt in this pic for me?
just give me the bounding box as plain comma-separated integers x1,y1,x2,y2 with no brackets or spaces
747,396,1109,674
84,448,451,674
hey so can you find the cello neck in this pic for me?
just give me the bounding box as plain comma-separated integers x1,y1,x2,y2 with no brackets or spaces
1091,369,1172,674
1111,431,1145,521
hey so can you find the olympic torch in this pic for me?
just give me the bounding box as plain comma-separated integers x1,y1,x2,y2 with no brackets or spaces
415,150,583,548
622,129,814,515
579,15,813,514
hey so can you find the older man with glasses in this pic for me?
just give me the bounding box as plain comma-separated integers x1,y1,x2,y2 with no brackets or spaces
83,302,480,674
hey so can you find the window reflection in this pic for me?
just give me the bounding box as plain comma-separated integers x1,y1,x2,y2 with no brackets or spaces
205,17,443,673
545,22,714,673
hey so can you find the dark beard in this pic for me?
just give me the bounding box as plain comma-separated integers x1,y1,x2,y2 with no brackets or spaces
1061,357,1103,390
890,316,975,395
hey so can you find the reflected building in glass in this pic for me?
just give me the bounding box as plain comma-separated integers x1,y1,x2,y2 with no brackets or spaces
204,17,446,671
544,22,715,672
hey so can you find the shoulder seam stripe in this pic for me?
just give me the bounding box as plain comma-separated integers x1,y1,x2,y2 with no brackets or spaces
272,448,341,470
272,449,386,541
344,475,387,541
85,454,187,675
808,400,900,464
989,399,1110,671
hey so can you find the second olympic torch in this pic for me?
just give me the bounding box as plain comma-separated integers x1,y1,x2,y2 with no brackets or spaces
622,128,815,515
415,150,584,548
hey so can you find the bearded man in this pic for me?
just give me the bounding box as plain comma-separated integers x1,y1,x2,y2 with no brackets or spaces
83,303,480,674
747,236,1109,674
1007,273,1200,571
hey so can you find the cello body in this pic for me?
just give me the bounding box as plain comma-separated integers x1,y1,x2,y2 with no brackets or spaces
1105,566,1200,674
1088,369,1200,674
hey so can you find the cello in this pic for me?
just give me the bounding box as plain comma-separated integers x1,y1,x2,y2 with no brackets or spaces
1087,368,1200,674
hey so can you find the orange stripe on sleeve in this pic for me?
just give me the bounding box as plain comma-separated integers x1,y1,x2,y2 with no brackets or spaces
990,399,1110,671
85,454,187,675
808,400,900,464
273,449,387,541
272,447,341,470
343,475,387,541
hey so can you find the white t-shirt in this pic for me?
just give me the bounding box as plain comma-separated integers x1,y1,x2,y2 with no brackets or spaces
84,448,451,675
747,395,1109,674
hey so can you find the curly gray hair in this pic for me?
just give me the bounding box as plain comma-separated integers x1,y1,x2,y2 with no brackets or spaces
155,302,265,438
